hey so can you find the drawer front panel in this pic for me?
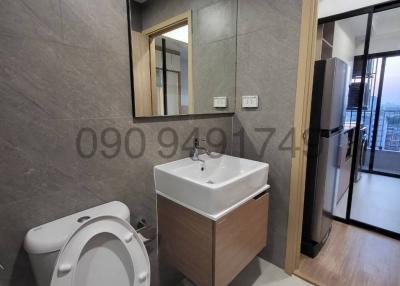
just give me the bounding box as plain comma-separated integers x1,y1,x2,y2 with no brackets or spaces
214,192,269,286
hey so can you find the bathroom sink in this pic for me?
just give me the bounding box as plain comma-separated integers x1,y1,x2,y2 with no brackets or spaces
154,154,269,220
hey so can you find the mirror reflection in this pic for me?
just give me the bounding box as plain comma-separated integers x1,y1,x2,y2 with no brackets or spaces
153,23,190,115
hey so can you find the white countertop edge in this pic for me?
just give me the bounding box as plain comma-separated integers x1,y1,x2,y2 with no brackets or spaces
156,184,271,221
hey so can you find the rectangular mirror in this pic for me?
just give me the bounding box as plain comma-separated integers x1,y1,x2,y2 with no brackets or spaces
128,0,237,117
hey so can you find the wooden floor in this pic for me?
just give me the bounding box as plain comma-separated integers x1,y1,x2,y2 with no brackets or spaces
296,221,400,286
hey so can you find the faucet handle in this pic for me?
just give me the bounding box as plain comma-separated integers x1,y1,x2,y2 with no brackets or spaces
193,137,205,148
194,137,206,146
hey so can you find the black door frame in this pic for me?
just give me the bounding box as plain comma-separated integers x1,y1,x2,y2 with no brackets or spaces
368,57,386,172
319,0,400,240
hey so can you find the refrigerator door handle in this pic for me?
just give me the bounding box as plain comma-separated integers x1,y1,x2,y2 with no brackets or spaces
337,144,344,167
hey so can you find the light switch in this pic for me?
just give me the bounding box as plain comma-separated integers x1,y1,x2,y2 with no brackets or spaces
213,96,228,108
242,95,259,108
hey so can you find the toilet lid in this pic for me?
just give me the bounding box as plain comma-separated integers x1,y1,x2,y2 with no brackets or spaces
50,215,150,286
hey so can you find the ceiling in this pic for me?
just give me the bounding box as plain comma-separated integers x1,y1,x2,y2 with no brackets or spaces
337,8,400,39
318,0,388,19
337,15,369,38
372,8,400,35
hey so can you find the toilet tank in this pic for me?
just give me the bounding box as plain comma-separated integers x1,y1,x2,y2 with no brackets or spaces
24,201,130,286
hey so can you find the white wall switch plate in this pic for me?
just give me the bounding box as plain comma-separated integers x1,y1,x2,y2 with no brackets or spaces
242,95,259,108
213,96,228,108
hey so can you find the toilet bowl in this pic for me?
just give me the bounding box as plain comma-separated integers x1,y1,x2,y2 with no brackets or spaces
24,201,150,286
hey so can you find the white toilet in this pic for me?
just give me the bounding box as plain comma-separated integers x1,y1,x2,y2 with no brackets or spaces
24,201,150,286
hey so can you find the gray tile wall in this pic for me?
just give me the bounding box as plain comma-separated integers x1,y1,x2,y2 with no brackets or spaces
0,0,232,285
234,0,302,268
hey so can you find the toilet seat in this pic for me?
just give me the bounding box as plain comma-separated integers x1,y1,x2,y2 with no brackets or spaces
50,215,150,286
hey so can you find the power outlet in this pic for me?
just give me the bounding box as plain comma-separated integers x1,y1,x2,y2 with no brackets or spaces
242,95,259,108
213,96,228,108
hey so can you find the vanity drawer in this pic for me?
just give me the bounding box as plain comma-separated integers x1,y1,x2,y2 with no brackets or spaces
157,195,213,286
214,192,269,286
157,191,269,286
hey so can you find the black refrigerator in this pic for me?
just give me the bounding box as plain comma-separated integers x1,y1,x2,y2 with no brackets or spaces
301,58,348,257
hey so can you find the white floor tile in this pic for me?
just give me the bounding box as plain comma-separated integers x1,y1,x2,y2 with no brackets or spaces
231,257,311,286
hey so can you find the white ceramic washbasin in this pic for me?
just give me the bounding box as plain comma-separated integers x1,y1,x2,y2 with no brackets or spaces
154,153,269,220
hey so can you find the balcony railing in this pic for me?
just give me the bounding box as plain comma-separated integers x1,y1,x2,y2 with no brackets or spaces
346,109,400,152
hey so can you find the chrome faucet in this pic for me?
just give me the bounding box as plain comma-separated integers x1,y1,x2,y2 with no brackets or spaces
190,138,210,163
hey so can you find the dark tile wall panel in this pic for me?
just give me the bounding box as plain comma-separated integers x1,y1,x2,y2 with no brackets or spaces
0,0,232,285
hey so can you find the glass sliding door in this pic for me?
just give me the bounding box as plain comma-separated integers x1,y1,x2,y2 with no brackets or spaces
321,14,370,219
350,6,400,235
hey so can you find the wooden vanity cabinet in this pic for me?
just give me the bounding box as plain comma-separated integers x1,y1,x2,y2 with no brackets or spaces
157,191,269,286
